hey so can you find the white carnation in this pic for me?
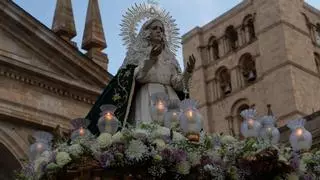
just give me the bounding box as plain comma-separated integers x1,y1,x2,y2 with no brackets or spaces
152,126,170,139
125,140,148,161
153,139,166,150
56,152,71,167
188,152,201,166
220,135,236,145
176,161,191,175
112,131,124,143
172,132,186,142
68,144,84,158
97,133,112,148
133,128,149,140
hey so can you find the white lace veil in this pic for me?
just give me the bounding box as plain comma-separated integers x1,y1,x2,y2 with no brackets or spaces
120,18,181,73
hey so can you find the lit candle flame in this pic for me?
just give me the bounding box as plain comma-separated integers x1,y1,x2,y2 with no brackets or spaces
79,127,85,136
157,101,164,111
36,143,43,150
104,112,113,120
188,110,193,118
295,128,303,137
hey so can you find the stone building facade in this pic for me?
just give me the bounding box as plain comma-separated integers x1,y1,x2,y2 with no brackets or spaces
0,0,111,178
182,0,320,136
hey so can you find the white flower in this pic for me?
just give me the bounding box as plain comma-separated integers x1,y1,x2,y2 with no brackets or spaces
172,132,186,142
46,163,59,171
97,133,112,148
112,131,124,143
153,139,166,150
68,144,83,158
176,161,191,175
287,173,299,180
125,140,148,161
188,152,201,166
40,150,51,161
56,152,71,167
220,135,236,145
152,126,170,139
133,128,149,140
34,157,48,173
300,152,312,172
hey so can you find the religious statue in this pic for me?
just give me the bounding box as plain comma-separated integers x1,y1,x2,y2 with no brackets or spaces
86,3,196,134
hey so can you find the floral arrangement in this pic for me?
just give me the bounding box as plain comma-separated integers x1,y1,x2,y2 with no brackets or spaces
16,121,320,180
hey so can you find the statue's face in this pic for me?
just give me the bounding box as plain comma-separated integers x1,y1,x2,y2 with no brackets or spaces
149,20,164,44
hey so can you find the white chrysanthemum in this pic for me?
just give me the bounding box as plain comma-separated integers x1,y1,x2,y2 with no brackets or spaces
68,144,84,158
34,157,48,173
152,126,170,139
287,173,299,180
97,133,112,148
300,152,312,172
153,139,166,150
56,152,71,167
112,131,124,143
46,163,59,171
176,161,191,175
172,132,186,142
206,150,221,162
220,135,236,145
125,140,148,161
188,152,201,166
133,128,149,140
40,150,51,161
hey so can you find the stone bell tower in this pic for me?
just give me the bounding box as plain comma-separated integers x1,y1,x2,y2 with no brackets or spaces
182,0,320,135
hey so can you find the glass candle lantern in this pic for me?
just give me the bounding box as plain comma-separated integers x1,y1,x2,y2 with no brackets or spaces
97,104,120,134
240,109,261,138
29,131,53,161
70,118,91,140
150,92,169,124
164,99,181,129
179,99,203,142
259,116,280,144
287,119,312,151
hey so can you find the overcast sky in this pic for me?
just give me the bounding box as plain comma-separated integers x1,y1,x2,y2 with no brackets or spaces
13,0,320,75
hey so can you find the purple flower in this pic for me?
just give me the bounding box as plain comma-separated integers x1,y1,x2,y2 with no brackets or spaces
100,152,115,168
289,152,300,170
302,174,313,180
172,149,187,163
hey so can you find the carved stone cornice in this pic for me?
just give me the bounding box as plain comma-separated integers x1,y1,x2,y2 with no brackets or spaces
0,67,97,105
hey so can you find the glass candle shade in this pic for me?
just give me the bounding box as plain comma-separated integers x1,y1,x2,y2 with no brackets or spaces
28,131,53,161
150,92,169,124
98,104,120,134
240,109,261,137
164,99,181,129
70,118,91,140
287,119,312,151
259,116,280,144
179,99,203,142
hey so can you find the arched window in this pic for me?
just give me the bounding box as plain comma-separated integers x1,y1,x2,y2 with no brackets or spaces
208,36,219,60
243,14,256,42
316,23,320,45
216,67,232,96
230,98,250,138
239,53,257,83
315,52,320,73
225,25,238,51
237,104,250,139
